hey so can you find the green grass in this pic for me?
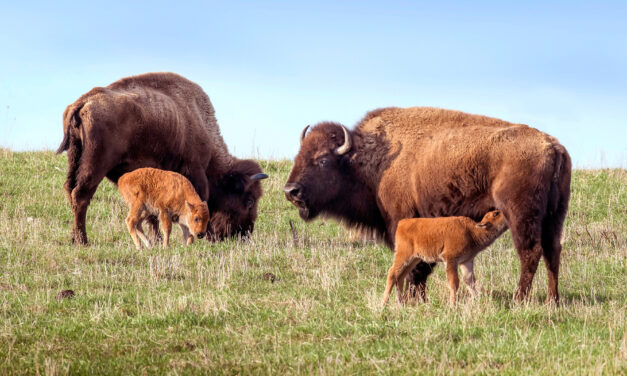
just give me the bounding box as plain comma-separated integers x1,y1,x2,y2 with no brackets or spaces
0,149,625,375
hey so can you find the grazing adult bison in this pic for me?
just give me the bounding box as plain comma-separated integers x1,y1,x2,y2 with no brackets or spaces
57,72,268,245
284,107,571,303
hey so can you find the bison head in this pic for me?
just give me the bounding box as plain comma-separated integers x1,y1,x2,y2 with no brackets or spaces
208,159,267,240
284,122,355,221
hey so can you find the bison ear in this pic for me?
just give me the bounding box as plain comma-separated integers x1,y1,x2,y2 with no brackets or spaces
477,222,491,229
250,173,268,181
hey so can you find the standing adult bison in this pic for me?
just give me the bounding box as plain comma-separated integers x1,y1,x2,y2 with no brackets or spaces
57,72,268,245
284,107,571,303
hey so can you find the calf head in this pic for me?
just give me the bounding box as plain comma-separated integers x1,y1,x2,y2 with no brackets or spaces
185,201,211,239
208,159,268,240
477,210,508,233
284,122,354,221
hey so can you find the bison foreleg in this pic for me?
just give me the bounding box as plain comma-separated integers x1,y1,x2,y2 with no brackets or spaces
146,215,162,243
187,168,210,202
407,261,436,302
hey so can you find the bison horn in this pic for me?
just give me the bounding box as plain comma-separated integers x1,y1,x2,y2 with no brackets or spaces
300,125,310,144
335,124,352,155
250,173,268,181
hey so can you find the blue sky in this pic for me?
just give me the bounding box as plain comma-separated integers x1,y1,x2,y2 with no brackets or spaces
1,1,625,167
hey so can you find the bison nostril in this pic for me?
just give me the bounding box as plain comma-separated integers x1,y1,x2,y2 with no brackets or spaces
283,184,301,198
197,233,205,238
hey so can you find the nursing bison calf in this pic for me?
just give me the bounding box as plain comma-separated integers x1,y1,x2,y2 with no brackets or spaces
57,72,268,245
118,168,210,249
383,210,508,306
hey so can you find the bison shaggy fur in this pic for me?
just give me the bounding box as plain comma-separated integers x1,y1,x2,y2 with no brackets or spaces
285,107,571,303
57,72,268,245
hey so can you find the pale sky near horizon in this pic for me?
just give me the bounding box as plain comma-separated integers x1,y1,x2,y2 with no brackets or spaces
1,1,626,167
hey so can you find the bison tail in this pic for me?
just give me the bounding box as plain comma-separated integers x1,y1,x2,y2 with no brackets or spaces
56,131,70,154
545,144,572,237
56,104,84,154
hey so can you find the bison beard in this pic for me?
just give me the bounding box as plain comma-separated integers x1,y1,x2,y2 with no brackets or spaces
285,107,571,304
57,72,268,245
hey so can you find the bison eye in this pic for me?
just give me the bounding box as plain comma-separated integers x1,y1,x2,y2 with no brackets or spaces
194,217,199,222
245,198,254,208
318,158,329,167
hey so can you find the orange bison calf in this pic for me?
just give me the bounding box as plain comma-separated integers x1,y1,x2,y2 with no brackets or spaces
118,168,210,249
383,210,508,306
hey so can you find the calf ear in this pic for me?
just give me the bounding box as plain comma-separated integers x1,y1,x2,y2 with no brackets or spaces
477,223,490,229
186,201,194,211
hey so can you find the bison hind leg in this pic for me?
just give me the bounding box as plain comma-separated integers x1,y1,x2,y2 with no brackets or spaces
493,174,554,303
69,144,119,245
504,211,544,302
70,183,99,245
63,136,82,203
62,136,87,244
541,196,569,304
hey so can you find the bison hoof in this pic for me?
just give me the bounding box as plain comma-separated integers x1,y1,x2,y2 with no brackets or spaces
71,233,89,246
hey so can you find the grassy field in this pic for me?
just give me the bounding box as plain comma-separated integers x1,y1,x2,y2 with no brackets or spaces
0,149,625,375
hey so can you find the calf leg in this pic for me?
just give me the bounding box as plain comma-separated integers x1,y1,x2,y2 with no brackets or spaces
179,223,193,246
125,205,144,250
385,216,434,302
135,222,152,248
159,212,172,247
460,259,478,297
383,253,409,305
382,266,399,305
445,261,460,306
